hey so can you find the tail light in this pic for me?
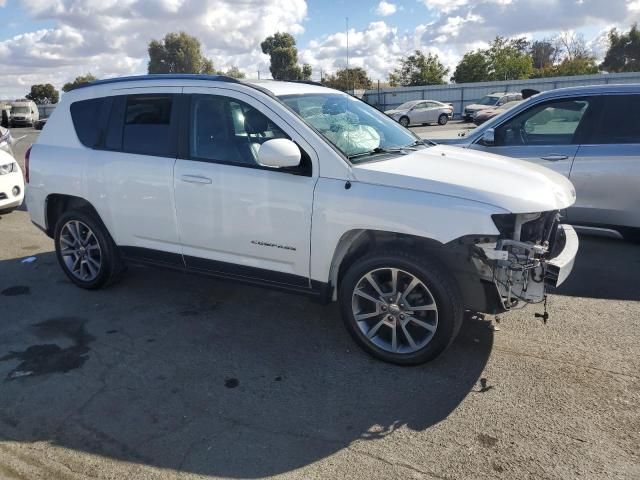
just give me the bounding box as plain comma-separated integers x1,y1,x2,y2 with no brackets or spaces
24,145,32,183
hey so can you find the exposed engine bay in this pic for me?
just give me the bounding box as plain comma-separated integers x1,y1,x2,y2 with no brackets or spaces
472,211,572,310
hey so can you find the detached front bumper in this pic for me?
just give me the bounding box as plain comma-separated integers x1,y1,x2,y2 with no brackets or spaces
545,224,579,288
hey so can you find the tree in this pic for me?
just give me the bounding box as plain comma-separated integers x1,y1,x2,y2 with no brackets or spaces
301,64,312,81
26,84,59,104
388,51,449,86
530,39,558,70
62,73,97,92
601,24,640,73
322,67,373,91
452,51,490,83
486,36,533,81
222,66,246,79
260,32,308,81
148,32,215,74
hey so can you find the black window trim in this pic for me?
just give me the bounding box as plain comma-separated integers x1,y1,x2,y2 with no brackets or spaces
178,93,312,177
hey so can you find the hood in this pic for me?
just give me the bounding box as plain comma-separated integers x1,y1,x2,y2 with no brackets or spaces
465,103,492,112
352,145,576,213
384,109,407,116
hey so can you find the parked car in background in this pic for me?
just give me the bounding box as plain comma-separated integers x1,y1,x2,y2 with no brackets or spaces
26,74,578,365
0,148,24,213
385,100,453,127
0,126,14,156
1,103,11,128
34,104,57,130
9,99,39,127
473,100,523,125
463,92,523,122
444,84,640,241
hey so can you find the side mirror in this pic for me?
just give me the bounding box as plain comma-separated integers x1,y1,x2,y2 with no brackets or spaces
482,128,495,146
257,139,301,168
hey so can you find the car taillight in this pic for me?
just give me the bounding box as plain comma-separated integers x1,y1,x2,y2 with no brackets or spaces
25,145,32,183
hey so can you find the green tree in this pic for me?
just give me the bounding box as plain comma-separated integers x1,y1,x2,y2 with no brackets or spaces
486,36,533,81
452,51,490,83
26,83,60,104
322,67,372,91
388,51,449,86
148,32,215,74
601,24,640,73
62,73,97,92
260,32,308,81
301,64,312,81
529,39,558,70
222,66,246,78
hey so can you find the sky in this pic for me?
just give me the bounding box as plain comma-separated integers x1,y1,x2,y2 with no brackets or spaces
0,0,638,99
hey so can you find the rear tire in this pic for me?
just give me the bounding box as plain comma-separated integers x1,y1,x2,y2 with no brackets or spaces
399,116,410,128
54,210,124,289
339,249,463,365
438,114,448,125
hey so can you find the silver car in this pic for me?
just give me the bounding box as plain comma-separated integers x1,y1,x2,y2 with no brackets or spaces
443,84,640,241
385,100,453,127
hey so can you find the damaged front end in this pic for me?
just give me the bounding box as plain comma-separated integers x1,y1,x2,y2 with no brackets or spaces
472,211,579,310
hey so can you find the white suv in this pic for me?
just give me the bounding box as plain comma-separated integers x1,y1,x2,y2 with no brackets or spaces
26,75,578,365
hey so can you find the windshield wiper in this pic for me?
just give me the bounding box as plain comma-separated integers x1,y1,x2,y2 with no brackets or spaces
347,146,418,160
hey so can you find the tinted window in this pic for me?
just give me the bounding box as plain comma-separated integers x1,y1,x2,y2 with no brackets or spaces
71,98,106,148
589,95,640,144
496,98,593,146
190,95,288,166
122,95,174,156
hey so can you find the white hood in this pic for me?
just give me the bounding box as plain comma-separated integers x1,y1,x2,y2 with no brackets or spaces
352,145,576,213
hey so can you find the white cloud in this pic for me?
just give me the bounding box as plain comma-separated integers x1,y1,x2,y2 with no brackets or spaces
0,0,307,98
375,1,397,16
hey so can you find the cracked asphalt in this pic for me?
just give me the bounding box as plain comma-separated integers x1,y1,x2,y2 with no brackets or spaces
0,128,639,479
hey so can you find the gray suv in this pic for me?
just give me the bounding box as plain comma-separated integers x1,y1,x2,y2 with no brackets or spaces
444,84,640,241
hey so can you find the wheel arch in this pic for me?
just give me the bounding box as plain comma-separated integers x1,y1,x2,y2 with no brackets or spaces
45,194,106,238
327,229,503,314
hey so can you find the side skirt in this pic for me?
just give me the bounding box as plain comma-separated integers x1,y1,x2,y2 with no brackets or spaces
119,246,332,302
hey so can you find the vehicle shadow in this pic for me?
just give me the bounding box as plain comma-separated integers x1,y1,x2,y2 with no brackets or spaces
553,233,640,301
0,251,494,478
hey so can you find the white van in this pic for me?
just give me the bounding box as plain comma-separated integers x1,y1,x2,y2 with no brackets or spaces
9,99,39,127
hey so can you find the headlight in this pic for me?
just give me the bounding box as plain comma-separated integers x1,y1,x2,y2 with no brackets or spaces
0,162,17,175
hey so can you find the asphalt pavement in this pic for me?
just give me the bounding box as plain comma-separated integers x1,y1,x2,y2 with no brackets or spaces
0,126,638,479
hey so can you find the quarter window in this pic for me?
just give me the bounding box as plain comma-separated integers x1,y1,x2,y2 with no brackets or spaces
189,95,288,166
495,98,593,146
70,98,108,148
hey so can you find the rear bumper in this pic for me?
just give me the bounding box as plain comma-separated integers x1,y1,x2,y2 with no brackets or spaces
545,224,579,287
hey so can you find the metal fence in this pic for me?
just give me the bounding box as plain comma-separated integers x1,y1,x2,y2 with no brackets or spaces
362,71,640,117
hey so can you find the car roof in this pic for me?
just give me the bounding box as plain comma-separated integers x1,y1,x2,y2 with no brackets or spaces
533,83,640,99
67,74,339,97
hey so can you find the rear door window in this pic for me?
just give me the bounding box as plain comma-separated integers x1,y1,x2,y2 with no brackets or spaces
120,95,176,157
587,94,640,144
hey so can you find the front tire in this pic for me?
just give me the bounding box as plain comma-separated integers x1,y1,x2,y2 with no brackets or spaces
399,116,410,128
54,210,123,289
438,114,448,125
339,249,463,365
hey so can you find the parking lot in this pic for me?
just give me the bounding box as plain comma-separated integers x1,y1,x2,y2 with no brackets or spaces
0,128,639,479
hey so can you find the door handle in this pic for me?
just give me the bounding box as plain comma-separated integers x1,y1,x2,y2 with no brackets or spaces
181,175,212,184
540,154,569,162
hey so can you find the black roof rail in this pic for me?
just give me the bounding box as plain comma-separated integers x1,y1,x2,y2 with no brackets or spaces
71,74,243,90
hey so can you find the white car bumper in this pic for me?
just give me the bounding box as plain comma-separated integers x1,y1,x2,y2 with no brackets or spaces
0,170,25,211
545,224,579,287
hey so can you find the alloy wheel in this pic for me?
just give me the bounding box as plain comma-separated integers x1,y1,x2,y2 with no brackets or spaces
351,268,438,354
59,220,102,282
